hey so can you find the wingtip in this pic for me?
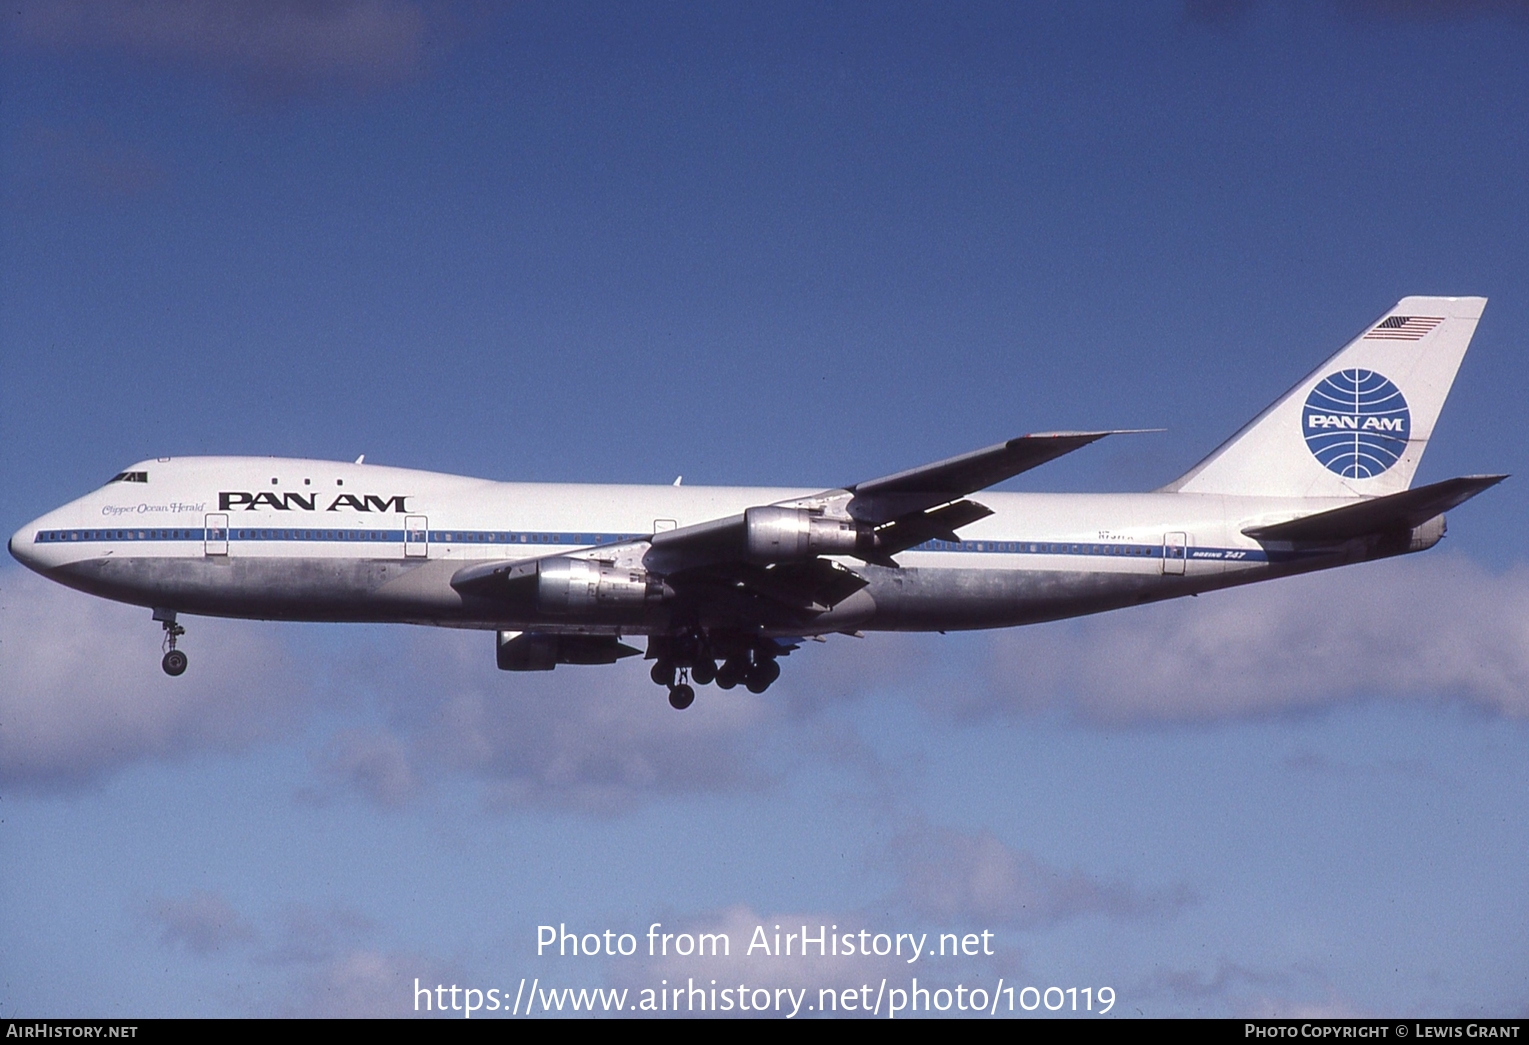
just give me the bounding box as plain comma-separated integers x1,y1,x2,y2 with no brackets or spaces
1016,428,1165,441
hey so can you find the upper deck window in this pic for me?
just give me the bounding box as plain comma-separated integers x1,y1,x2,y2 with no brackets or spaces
108,471,148,483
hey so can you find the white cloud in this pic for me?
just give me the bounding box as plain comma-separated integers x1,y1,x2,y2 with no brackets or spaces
259,903,376,966
262,900,466,1017
282,946,459,1018
17,551,1515,808
313,727,419,807
609,905,988,1018
888,823,1195,928
145,889,257,956
140,889,459,1017
368,627,788,815
586,823,1190,1014
0,565,813,809
0,568,312,790
976,555,1529,722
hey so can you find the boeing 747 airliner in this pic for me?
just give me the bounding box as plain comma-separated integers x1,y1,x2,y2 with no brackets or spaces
9,297,1503,708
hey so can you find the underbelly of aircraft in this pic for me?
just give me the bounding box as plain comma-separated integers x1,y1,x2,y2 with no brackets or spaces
40,554,1311,635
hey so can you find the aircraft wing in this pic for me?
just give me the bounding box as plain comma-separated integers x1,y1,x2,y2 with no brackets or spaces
456,432,1138,617
1241,474,1507,543
665,558,871,615
645,430,1142,576
843,430,1145,523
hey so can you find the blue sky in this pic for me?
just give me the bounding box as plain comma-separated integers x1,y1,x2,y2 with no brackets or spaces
2,0,1527,1018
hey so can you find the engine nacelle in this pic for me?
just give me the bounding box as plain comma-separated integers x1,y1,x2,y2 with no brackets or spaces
450,555,668,623
744,506,863,563
496,630,641,671
535,557,657,615
1408,513,1446,552
1369,513,1448,561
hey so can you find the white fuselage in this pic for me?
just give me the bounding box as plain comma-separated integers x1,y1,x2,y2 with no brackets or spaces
9,456,1393,637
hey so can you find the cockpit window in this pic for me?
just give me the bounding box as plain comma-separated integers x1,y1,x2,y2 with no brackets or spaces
108,471,148,483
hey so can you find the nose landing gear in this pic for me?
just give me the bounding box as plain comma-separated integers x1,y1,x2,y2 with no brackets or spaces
162,648,188,676
154,608,187,676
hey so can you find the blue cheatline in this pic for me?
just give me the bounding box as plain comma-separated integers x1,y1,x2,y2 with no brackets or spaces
32,527,1287,563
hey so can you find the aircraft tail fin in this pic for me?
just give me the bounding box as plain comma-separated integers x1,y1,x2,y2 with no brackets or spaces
1162,296,1486,498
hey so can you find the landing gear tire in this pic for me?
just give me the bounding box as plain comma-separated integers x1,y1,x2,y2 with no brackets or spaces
716,657,745,690
162,649,188,676
668,683,695,710
691,658,716,686
744,657,780,694
651,660,676,687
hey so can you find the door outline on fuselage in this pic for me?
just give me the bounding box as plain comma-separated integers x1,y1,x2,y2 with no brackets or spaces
1162,531,1187,575
405,515,429,558
204,513,229,556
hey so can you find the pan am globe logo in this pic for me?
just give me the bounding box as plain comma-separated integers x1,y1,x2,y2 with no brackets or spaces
1302,369,1410,478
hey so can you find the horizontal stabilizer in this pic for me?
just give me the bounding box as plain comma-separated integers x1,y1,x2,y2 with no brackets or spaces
1242,474,1506,543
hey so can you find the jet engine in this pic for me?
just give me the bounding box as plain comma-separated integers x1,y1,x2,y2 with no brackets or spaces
496,630,641,671
534,556,657,614
450,555,669,623
743,506,864,562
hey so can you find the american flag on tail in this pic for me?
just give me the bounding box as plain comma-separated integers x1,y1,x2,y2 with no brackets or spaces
1363,315,1444,341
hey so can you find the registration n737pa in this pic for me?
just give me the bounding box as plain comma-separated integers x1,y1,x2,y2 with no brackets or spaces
10,296,1502,709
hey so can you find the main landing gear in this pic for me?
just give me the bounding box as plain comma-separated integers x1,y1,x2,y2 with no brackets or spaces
649,633,782,710
154,608,187,676
649,660,697,709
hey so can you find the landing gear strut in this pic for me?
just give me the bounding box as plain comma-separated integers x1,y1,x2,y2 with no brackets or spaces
648,633,781,709
652,657,697,708
155,608,187,676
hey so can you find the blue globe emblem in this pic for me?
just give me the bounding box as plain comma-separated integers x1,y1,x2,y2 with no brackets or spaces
1302,369,1410,478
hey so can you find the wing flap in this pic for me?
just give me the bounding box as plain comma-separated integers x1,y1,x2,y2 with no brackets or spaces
683,558,870,614
866,499,994,564
1242,474,1506,543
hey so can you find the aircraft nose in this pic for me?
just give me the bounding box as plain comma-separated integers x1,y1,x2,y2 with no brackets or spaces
9,518,46,574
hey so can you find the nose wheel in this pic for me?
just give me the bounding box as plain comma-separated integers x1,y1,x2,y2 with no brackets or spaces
156,609,187,676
